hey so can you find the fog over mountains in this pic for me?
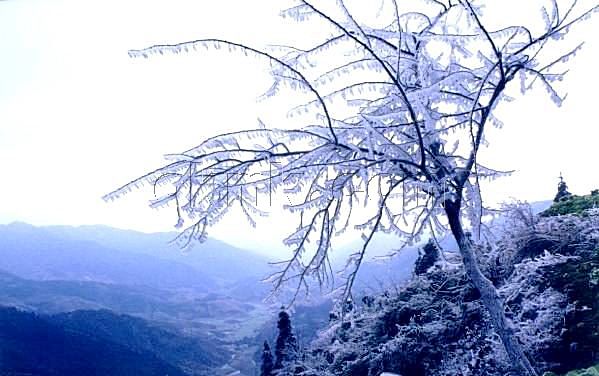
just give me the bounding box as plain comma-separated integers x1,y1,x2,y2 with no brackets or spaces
0,222,270,286
0,201,554,375
0,222,278,375
0,220,422,375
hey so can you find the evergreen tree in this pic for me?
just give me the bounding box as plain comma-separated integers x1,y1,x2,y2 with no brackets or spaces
554,174,573,202
414,239,440,275
260,341,274,376
274,309,298,370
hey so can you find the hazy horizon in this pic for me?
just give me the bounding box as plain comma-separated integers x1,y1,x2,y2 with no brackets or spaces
1,0,597,251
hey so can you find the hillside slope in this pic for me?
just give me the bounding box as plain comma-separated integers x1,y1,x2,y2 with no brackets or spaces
51,309,229,375
0,222,216,290
45,224,271,283
0,306,189,376
285,208,599,376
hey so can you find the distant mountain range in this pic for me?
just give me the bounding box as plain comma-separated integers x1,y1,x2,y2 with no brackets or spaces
0,222,278,375
0,205,555,375
0,222,270,290
44,223,272,282
0,201,552,295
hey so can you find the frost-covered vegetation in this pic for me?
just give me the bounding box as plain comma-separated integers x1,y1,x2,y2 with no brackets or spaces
281,206,599,375
542,191,599,217
109,0,597,374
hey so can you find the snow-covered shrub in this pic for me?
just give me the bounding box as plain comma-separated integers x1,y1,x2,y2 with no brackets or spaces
283,208,599,375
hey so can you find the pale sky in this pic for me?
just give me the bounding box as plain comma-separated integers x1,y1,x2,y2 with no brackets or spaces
0,0,597,252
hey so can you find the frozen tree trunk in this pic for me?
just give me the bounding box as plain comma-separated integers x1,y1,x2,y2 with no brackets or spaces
444,199,538,376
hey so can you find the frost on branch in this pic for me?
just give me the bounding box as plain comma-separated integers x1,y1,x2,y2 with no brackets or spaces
106,0,597,304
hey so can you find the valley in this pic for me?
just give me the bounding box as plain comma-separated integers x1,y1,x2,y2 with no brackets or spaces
0,222,278,375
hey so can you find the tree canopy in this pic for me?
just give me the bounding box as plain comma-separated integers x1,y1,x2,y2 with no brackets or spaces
105,1,596,374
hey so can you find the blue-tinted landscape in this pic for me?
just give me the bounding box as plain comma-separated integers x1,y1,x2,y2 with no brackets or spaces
1,0,598,375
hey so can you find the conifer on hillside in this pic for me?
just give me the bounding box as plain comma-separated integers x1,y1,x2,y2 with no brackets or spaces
274,309,298,370
260,340,274,376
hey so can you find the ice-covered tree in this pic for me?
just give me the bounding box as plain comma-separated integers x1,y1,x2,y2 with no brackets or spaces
105,1,596,374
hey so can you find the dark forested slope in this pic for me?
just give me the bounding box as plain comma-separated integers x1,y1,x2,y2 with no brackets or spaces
0,306,228,376
0,307,187,376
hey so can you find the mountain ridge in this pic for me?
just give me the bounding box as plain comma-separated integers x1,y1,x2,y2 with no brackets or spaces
0,222,272,289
